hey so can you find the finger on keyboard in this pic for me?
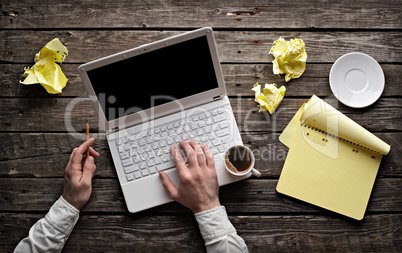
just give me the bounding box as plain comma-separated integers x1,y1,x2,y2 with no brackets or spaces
171,145,186,171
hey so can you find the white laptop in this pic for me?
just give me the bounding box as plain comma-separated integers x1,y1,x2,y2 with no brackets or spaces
78,27,250,213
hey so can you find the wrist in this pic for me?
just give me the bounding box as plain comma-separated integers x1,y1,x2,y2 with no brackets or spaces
192,200,221,213
60,195,80,214
62,193,83,211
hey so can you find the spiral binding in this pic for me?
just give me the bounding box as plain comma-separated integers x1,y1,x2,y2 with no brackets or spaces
300,122,379,155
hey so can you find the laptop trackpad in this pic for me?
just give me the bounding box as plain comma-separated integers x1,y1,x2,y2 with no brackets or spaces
121,168,179,213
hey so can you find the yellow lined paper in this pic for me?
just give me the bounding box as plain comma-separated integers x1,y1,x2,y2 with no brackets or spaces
277,95,390,220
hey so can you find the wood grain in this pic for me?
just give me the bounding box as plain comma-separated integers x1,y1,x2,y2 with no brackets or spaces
1,30,401,63
0,97,399,132
1,213,400,252
1,178,400,214
1,0,401,29
0,133,400,178
1,63,401,97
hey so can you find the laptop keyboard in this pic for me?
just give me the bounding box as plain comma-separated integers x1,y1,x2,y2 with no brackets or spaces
115,106,235,182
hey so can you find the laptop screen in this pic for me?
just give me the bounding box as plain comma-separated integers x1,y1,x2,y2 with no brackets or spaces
86,36,219,121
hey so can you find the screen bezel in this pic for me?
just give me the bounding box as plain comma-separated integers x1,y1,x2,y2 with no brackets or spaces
78,27,226,132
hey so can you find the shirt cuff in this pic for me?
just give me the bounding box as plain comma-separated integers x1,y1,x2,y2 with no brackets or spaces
44,196,80,235
194,206,236,244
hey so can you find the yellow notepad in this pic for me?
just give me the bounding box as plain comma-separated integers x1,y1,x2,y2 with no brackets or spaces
277,95,391,220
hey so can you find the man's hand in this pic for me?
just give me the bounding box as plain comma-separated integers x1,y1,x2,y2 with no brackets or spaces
62,138,100,210
159,140,221,213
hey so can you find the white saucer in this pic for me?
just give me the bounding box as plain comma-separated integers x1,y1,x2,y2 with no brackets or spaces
329,52,385,108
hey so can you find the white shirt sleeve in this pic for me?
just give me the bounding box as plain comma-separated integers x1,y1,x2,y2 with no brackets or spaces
194,206,249,253
14,195,80,253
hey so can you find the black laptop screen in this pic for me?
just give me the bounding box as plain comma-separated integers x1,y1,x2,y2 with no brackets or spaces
86,36,219,121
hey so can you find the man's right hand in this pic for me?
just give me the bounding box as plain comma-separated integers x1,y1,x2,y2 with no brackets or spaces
159,140,221,213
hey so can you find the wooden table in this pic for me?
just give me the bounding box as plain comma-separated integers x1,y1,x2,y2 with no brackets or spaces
1,1,401,252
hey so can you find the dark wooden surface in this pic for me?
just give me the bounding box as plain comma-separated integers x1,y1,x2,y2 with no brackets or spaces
0,0,401,252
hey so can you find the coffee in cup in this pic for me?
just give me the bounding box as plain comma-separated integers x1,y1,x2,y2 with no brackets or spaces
224,145,261,177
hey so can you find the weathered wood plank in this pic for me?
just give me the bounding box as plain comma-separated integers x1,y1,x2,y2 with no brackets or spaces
232,97,402,133
0,98,99,132
0,97,399,132
0,64,85,97
1,63,401,97
224,64,402,97
1,213,400,252
1,30,401,63
1,0,401,29
1,132,400,178
243,132,401,178
0,213,204,253
1,178,400,213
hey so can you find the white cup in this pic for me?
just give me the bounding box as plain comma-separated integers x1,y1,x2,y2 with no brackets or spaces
224,145,261,177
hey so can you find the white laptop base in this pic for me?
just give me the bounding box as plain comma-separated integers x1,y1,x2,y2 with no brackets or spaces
109,96,249,213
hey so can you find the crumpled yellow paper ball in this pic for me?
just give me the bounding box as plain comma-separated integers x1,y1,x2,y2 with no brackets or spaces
252,82,286,114
20,38,68,94
269,37,307,82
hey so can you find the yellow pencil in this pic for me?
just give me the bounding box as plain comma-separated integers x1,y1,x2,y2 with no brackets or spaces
86,123,90,157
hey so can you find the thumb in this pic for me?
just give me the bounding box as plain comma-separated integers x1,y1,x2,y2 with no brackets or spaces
159,172,178,200
82,156,96,182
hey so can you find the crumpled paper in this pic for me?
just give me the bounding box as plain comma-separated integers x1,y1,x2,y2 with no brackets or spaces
269,37,307,82
20,38,68,94
252,82,286,114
